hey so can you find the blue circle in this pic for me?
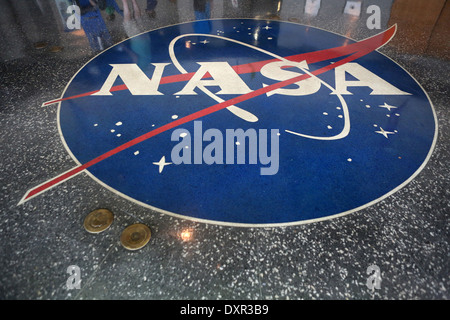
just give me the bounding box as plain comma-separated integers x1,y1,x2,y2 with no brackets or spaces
59,19,437,226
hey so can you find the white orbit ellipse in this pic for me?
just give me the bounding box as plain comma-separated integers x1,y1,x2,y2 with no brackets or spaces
168,33,350,140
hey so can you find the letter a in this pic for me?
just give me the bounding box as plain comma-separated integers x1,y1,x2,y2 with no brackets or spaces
334,63,410,95
366,5,381,30
66,5,81,30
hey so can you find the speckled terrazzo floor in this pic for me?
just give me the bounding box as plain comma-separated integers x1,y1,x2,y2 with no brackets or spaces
0,0,448,301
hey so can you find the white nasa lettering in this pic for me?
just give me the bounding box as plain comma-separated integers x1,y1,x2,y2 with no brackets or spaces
333,62,410,95
92,63,169,96
175,61,253,95
260,60,321,96
94,61,409,96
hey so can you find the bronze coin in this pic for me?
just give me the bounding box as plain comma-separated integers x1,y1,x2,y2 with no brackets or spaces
49,45,63,53
83,209,114,233
33,41,48,49
120,223,151,250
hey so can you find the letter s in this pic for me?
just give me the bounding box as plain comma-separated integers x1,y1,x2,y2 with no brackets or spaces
260,60,321,97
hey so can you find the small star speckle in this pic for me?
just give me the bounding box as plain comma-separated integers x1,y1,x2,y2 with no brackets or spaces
379,102,397,111
153,156,172,173
375,127,395,139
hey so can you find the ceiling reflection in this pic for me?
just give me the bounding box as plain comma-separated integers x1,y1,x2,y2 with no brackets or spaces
0,0,448,63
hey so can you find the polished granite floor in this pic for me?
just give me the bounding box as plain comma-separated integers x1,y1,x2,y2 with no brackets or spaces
0,0,448,300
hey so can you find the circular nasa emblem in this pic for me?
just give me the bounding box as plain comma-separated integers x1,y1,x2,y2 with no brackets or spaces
51,19,436,226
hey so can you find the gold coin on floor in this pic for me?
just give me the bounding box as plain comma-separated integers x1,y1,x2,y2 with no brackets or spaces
33,41,48,49
120,223,151,251
83,208,114,234
49,45,63,53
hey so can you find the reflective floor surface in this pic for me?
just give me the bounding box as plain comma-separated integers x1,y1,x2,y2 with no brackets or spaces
0,0,448,299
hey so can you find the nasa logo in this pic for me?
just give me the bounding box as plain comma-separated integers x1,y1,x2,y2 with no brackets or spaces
22,19,437,227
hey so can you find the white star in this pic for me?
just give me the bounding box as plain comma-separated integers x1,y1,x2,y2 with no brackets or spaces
378,102,397,111
153,156,172,173
375,127,395,139
200,39,209,44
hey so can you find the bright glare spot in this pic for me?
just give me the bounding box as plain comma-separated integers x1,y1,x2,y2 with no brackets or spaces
180,229,193,242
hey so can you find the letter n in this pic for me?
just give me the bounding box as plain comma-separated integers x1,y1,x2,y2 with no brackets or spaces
92,63,169,96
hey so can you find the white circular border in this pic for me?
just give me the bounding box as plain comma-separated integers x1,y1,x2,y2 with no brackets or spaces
56,19,439,228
